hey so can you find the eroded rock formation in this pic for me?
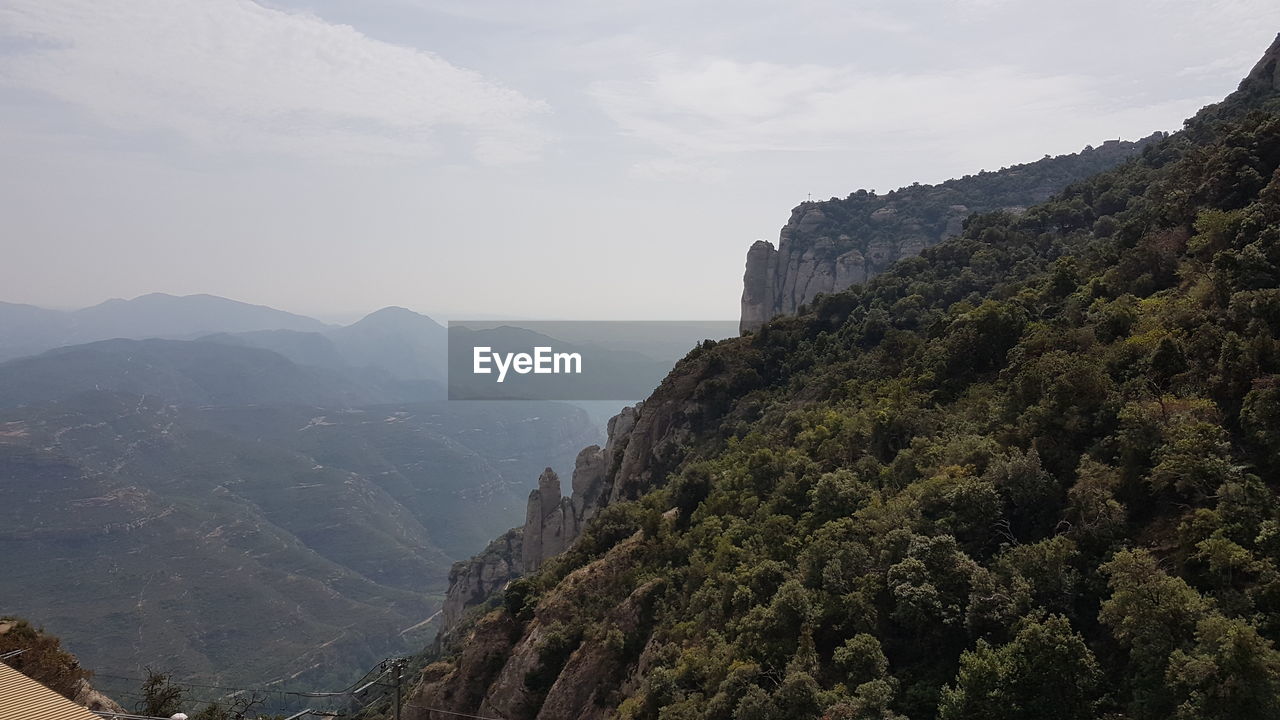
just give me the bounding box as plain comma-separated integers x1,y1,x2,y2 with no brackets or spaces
739,136,1164,333
436,428,622,636
439,529,523,633
408,532,652,720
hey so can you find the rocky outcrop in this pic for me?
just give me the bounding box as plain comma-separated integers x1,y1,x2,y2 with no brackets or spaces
1241,32,1280,95
534,579,661,720
439,529,523,633
522,442,611,572
72,678,125,714
571,444,608,522
739,206,929,333
739,136,1164,333
436,434,621,636
407,532,653,720
407,611,523,720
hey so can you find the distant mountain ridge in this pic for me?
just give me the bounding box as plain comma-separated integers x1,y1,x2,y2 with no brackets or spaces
0,295,452,391
0,338,393,408
0,293,330,361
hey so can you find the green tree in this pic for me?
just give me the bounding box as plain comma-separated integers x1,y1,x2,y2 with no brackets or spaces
938,615,1100,720
1099,550,1211,719
1166,614,1280,719
1241,384,1280,466
888,535,978,633
833,634,889,687
984,448,1059,540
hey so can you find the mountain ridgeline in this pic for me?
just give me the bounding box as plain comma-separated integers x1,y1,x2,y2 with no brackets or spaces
0,293,330,362
409,35,1280,720
740,134,1163,333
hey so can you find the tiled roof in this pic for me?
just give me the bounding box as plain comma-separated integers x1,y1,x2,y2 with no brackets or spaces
0,662,101,720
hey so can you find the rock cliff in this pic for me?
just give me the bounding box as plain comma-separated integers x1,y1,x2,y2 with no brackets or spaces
438,529,524,633
1241,30,1280,95
436,419,627,636
408,532,654,720
739,135,1164,332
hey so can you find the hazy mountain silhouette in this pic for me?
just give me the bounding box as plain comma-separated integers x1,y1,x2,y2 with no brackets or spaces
326,306,447,381
0,293,330,360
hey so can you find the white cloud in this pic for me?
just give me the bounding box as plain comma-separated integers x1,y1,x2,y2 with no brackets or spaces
629,157,728,183
590,54,1217,179
0,0,549,164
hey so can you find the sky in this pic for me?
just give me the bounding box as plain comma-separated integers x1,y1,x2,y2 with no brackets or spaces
1,1,1277,322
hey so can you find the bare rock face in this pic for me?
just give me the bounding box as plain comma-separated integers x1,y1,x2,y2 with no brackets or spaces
522,462,593,572
606,371,700,504
536,580,661,720
570,445,607,524
72,679,124,713
439,529,523,634
1241,32,1280,94
522,468,569,571
738,200,972,333
739,136,1163,333
739,240,779,337
405,610,523,720
436,415,632,637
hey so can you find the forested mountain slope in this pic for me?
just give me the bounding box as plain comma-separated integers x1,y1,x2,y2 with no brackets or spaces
407,34,1280,720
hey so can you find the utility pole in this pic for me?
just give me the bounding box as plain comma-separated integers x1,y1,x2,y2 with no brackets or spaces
392,658,405,720
358,656,408,720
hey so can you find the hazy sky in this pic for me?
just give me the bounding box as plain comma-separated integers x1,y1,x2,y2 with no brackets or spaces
2,1,1277,321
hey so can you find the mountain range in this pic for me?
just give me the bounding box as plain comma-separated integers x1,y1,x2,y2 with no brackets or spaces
0,293,329,361
0,294,600,693
0,294,451,391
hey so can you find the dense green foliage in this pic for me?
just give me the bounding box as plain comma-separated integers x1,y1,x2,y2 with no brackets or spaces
475,54,1280,720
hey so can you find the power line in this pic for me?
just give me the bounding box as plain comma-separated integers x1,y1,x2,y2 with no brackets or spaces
93,711,179,720
95,658,403,720
282,710,343,720
94,658,393,700
403,704,505,720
